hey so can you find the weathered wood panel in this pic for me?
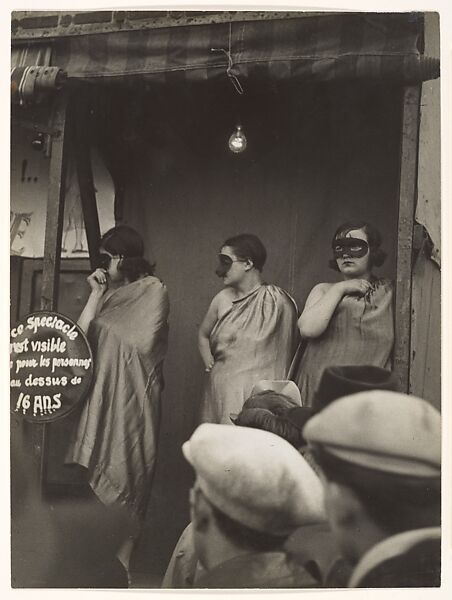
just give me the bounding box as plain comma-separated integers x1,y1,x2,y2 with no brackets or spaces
410,245,440,409
393,85,421,392
36,92,69,493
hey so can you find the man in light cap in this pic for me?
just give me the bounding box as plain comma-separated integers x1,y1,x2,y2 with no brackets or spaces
303,390,441,587
182,423,325,588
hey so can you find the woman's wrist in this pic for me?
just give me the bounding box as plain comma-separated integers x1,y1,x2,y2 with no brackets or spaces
90,289,105,300
333,281,347,296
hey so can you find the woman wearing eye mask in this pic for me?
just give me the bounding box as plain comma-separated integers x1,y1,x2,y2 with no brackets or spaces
198,233,299,424
66,225,169,571
291,221,393,407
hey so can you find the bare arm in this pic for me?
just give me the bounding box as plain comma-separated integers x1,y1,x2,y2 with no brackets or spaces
77,269,108,334
198,295,220,372
298,279,372,338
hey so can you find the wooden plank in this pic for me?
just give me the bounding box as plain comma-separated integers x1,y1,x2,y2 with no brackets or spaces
10,256,23,325
410,242,441,410
393,85,421,393
41,92,69,311
74,95,101,269
35,91,69,494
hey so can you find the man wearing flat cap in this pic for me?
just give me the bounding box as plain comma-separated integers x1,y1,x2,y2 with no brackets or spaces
162,379,310,588
303,390,441,587
182,423,326,588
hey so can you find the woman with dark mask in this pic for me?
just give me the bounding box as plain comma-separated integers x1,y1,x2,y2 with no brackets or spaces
198,233,299,424
66,225,169,571
291,221,393,407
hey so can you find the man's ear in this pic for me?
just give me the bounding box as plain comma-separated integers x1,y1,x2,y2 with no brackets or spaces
191,488,213,533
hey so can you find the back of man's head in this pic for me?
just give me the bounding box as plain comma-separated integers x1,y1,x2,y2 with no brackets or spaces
303,391,441,562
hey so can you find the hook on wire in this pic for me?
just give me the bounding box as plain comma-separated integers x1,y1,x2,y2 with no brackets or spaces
211,22,244,95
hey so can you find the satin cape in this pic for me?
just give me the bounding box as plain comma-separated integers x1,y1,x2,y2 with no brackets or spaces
291,278,394,407
200,284,299,424
66,276,169,520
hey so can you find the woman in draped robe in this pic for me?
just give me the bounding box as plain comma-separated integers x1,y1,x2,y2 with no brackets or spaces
290,221,394,407
65,225,169,569
198,233,299,424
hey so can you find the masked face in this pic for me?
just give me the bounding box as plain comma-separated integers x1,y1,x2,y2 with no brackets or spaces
98,248,123,283
97,252,113,271
332,238,369,259
215,253,235,278
334,229,371,278
215,246,248,285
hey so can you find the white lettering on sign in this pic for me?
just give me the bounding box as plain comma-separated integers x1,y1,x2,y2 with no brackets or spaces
30,338,67,353
15,358,39,374
25,373,69,387
32,394,62,417
25,315,78,340
10,324,24,338
10,338,29,354
51,356,92,373
10,311,93,421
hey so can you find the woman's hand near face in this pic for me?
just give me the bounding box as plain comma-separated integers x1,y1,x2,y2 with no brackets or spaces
87,269,108,295
337,278,372,297
77,270,108,334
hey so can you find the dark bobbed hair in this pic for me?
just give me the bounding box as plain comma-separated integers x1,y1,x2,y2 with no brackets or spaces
222,233,267,272
209,500,288,552
312,445,441,536
101,225,155,282
329,221,387,271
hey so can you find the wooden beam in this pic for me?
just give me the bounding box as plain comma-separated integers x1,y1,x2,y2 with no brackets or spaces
74,95,101,268
41,92,69,311
35,91,69,494
393,85,422,393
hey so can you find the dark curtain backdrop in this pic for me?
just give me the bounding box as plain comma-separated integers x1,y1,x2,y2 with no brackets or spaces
110,78,403,571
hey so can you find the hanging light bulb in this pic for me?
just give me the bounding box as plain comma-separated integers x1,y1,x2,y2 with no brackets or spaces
228,124,247,154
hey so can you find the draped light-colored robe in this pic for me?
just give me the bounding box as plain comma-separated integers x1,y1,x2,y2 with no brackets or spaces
291,278,394,407
200,284,299,424
66,276,169,521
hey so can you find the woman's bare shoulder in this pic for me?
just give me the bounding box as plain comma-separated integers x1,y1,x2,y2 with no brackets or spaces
211,287,236,303
309,282,334,295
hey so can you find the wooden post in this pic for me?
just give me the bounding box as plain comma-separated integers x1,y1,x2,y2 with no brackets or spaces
34,91,69,493
393,85,422,393
74,93,101,268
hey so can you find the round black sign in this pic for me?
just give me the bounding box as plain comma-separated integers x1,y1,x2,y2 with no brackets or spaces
10,311,94,423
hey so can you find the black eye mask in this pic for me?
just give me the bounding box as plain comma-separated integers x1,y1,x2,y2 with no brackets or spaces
215,254,234,278
333,238,369,259
97,253,113,270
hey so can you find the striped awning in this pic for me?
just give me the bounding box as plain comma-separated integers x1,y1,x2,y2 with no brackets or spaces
50,13,439,85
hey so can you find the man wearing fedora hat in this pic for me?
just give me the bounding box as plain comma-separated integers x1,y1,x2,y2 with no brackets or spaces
303,389,441,587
